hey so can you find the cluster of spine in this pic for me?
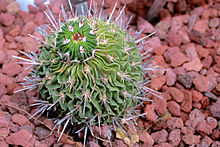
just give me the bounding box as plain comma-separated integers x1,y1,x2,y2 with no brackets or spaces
14,0,161,146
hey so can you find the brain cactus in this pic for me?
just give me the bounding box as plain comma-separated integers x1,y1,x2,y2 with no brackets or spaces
14,0,160,145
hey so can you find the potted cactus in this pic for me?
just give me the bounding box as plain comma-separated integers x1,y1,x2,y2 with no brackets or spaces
14,0,161,146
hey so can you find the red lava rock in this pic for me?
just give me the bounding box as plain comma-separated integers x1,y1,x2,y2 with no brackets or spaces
213,64,220,73
42,119,54,131
177,73,193,88
8,42,17,49
216,83,220,92
144,104,158,121
88,141,100,147
209,18,219,28
159,10,170,21
167,101,180,116
5,35,14,43
211,129,220,140
25,135,36,147
153,45,168,55
170,16,183,32
199,136,212,147
166,31,182,47
193,20,208,34
168,129,181,146
185,44,198,61
21,21,36,36
11,114,29,126
212,141,220,147
153,96,167,116
35,127,50,140
201,96,210,109
143,37,161,51
168,87,184,103
0,115,10,141
164,46,179,62
193,74,209,92
9,25,21,37
51,5,61,14
113,140,127,147
206,117,217,130
35,135,55,147
192,102,202,109
154,142,173,147
150,75,166,90
2,62,22,77
11,91,28,106
34,12,46,25
196,120,213,135
176,0,187,13
0,49,6,64
201,8,210,19
0,84,7,97
188,14,197,31
191,7,204,16
207,75,216,91
214,55,220,66
182,127,201,145
155,21,171,39
170,51,188,67
183,57,203,72
151,129,168,144
152,55,168,69
6,129,32,146
189,30,205,44
0,1,7,12
151,121,167,131
180,111,189,123
216,46,220,56
195,45,209,58
181,90,192,113
210,98,220,118
34,141,48,147
101,125,108,138
137,16,155,34
167,2,174,13
185,109,205,131
204,92,217,101
18,11,34,24
192,90,203,102
166,68,176,86
6,1,20,15
202,55,213,69
167,117,183,130
28,5,38,14
23,37,38,52
0,13,15,26
0,73,13,87
139,132,154,146
179,28,190,44
0,141,8,147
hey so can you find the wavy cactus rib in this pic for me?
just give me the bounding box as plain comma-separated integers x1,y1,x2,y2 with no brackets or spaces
14,0,161,145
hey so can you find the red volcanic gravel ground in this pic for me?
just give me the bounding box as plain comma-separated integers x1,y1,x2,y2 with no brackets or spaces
0,0,220,146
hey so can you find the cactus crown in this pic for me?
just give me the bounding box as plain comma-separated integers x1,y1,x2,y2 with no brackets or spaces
14,0,160,145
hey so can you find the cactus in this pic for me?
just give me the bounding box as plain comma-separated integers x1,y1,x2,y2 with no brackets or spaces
14,0,161,145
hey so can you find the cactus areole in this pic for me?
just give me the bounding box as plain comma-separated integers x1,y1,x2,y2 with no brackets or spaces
14,1,160,144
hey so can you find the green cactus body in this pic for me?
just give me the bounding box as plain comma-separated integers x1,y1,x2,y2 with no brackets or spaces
14,1,160,145
36,17,143,123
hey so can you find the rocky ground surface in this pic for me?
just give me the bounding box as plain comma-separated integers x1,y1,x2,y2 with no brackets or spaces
0,0,220,146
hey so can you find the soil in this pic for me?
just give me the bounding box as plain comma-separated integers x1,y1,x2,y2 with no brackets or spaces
0,0,220,146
